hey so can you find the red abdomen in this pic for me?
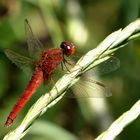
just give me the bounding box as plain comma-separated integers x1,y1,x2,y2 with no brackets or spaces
5,67,43,127
5,48,64,127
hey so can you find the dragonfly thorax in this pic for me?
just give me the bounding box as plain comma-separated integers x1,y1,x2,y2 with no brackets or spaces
37,48,64,75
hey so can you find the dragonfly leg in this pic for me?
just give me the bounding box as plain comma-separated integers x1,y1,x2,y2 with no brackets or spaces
50,78,59,96
61,60,71,72
60,61,65,71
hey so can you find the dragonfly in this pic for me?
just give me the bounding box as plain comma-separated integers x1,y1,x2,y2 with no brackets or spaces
4,19,120,127
4,19,75,127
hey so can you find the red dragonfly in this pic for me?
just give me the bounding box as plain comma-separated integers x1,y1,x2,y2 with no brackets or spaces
5,19,119,127
5,19,75,127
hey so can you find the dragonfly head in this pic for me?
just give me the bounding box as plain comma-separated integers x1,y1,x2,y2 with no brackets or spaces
60,41,75,56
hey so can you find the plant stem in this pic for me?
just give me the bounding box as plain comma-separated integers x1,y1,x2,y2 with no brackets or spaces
95,100,140,140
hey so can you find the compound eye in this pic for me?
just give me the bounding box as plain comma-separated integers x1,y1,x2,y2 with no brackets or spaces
60,42,67,49
60,41,75,56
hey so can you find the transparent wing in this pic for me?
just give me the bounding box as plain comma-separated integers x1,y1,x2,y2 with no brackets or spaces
65,78,111,98
92,56,120,76
64,57,119,98
5,49,34,76
25,19,44,59
67,55,120,75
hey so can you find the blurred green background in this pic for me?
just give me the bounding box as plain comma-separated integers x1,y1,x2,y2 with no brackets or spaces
0,0,140,140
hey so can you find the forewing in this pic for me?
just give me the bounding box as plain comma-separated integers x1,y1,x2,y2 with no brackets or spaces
93,56,120,76
64,55,120,75
5,49,34,76
25,19,44,59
